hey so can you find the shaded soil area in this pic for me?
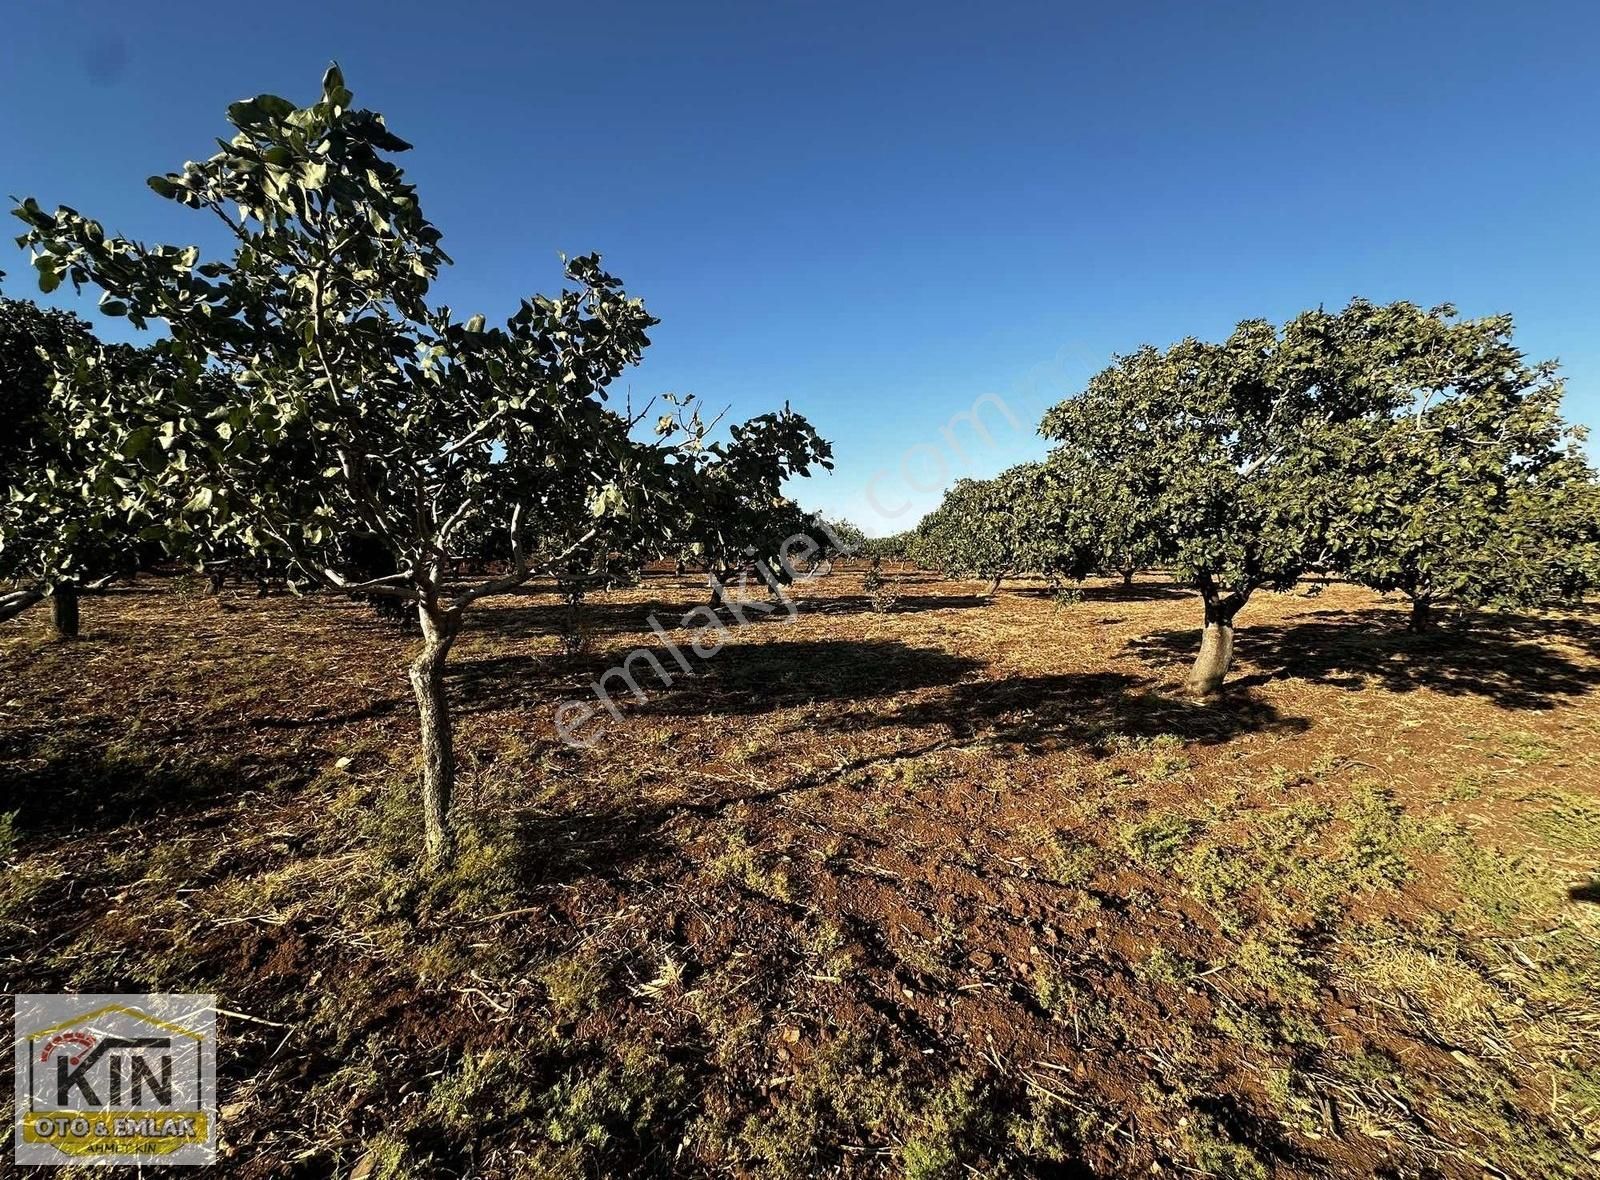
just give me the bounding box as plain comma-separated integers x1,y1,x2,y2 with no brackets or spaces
2,566,1598,1178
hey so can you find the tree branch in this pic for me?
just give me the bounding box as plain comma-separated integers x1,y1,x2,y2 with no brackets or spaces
451,521,601,609
0,586,47,624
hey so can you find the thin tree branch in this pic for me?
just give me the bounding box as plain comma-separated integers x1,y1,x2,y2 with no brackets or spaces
452,522,602,608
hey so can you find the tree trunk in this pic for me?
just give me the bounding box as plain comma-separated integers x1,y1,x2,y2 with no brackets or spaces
562,585,584,655
987,575,1001,597
1122,568,1135,587
50,583,80,639
1184,596,1237,698
409,604,461,869
1409,597,1432,632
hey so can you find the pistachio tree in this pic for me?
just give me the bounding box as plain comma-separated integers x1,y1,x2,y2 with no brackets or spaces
14,68,686,867
1329,310,1597,627
858,531,915,562
1009,459,1104,587
670,402,835,604
0,295,164,635
910,475,1024,594
815,515,866,560
1079,466,1166,585
910,463,1097,595
0,295,83,627
1041,300,1432,696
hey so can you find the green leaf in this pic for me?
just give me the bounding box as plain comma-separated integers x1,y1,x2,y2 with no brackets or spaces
227,94,295,128
119,426,155,459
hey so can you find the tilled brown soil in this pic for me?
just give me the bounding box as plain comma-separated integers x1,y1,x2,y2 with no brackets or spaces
2,566,1597,1178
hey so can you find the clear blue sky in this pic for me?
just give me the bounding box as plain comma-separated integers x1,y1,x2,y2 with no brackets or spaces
4,1,1597,534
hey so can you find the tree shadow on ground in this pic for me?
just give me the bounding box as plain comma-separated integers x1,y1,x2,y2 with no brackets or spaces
645,640,984,717
159,697,407,743
447,638,985,719
1569,879,1600,904
1008,581,1194,603
808,593,998,616
1128,607,1600,710
1495,612,1600,661
500,804,675,892
0,737,299,842
835,669,1306,753
469,585,996,641
470,592,729,642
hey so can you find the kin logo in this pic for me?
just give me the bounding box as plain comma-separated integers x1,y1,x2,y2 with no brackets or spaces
47,1032,176,1106
12,994,217,1166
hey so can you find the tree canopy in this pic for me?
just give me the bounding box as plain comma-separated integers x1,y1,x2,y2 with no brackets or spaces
669,401,835,598
0,294,164,632
906,463,1097,593
909,475,1020,592
1327,311,1596,626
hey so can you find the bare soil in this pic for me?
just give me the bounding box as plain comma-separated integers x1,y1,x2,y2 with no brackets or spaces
2,565,1597,1178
